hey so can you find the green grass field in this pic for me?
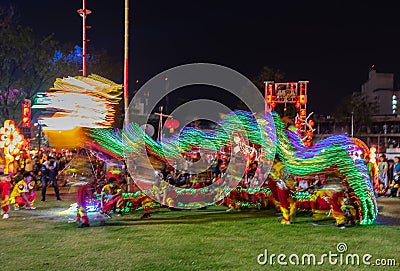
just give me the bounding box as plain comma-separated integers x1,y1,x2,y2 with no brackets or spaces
0,196,399,271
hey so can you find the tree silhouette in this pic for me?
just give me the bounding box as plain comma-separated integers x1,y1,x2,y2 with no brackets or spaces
0,3,122,126
236,66,285,112
334,92,379,134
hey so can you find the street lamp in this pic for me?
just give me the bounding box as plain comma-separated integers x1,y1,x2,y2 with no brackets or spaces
351,111,354,137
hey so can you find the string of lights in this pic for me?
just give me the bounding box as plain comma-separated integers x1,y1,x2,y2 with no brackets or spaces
87,110,377,224
272,113,377,224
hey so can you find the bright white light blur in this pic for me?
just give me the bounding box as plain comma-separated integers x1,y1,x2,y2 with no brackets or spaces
36,75,122,130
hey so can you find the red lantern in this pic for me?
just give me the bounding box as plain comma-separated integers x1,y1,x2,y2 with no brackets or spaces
22,99,31,128
164,118,180,133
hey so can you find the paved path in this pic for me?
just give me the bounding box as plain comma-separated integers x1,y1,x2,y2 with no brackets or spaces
375,197,400,225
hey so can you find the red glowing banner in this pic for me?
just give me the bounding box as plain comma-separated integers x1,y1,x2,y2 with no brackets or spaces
22,99,31,128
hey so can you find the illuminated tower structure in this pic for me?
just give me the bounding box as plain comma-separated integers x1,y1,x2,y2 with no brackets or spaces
265,81,313,145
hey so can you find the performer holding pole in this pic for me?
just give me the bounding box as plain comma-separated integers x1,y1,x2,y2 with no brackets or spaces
268,157,296,224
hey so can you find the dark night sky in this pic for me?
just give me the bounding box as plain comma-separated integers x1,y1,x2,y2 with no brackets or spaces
4,0,400,114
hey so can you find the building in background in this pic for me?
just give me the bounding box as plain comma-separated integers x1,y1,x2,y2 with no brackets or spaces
314,68,400,155
361,69,398,115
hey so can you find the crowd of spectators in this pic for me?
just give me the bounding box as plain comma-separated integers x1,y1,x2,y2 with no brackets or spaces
373,154,400,198
9,150,72,197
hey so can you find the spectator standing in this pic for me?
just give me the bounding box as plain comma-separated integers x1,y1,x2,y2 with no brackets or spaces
32,156,42,176
392,156,400,182
364,156,376,185
392,156,400,197
42,156,62,201
387,159,394,185
36,170,47,201
378,154,389,188
56,153,65,172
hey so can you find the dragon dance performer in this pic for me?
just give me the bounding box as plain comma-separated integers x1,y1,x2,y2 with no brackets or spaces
224,185,242,211
69,181,91,228
310,185,347,228
114,179,128,214
0,174,11,219
341,189,357,225
268,158,296,224
266,176,280,212
100,177,122,216
253,181,269,209
244,148,258,186
139,195,154,219
10,172,36,210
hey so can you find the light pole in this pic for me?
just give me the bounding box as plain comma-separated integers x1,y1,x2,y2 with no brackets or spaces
124,0,130,127
77,0,92,77
155,107,171,141
165,76,169,113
